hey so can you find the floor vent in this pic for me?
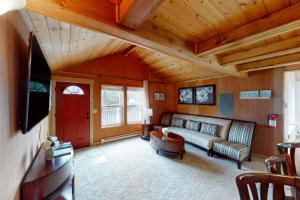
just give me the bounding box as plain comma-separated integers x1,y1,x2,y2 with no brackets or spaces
100,132,141,144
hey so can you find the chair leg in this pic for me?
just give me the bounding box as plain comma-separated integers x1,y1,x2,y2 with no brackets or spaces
207,149,211,156
210,150,214,157
237,161,242,169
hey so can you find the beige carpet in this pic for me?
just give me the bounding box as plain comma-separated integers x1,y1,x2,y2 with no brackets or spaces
74,136,265,200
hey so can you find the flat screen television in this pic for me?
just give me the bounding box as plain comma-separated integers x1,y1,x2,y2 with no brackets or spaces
21,32,51,134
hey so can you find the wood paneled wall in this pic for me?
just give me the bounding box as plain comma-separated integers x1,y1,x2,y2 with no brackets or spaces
0,11,49,200
59,53,169,142
168,68,284,156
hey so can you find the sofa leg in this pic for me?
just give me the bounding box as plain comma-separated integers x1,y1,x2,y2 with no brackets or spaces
248,156,251,162
237,161,242,170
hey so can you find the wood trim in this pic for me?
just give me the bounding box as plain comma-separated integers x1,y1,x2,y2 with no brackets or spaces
220,36,300,65
237,52,300,72
26,0,245,77
195,3,300,56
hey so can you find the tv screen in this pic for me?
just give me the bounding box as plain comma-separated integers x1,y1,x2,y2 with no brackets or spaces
22,32,51,134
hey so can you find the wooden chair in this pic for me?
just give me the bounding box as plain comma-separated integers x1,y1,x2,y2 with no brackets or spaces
236,173,300,200
264,154,295,176
277,142,300,175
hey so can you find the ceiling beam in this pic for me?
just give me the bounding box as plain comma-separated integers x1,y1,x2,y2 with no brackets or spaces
237,52,300,72
195,3,300,56
220,35,300,65
117,0,164,29
26,0,245,77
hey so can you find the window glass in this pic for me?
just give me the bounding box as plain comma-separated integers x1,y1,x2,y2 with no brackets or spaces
101,85,124,127
63,86,84,95
127,87,145,124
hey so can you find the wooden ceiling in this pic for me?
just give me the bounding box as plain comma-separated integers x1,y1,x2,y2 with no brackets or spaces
148,0,300,43
24,11,131,71
24,0,300,82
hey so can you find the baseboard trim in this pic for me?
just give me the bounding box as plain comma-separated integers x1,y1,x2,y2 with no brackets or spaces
100,132,141,144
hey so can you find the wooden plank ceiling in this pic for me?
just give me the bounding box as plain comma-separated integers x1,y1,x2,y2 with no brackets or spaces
24,0,300,82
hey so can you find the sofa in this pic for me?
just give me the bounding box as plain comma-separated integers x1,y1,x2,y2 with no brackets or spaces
155,113,256,169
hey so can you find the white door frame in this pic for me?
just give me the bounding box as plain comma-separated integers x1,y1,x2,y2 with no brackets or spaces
51,76,95,145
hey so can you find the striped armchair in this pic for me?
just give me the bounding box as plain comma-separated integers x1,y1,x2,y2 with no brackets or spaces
153,112,173,131
212,121,256,169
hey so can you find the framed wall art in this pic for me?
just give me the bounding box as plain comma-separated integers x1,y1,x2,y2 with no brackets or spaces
195,84,216,105
154,92,165,101
178,87,194,104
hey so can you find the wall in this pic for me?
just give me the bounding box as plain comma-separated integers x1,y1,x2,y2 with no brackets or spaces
169,68,284,156
0,11,49,200
57,53,169,142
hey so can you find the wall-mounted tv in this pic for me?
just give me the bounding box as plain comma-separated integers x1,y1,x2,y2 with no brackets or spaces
21,32,51,134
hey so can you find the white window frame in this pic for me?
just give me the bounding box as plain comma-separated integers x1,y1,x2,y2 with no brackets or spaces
127,87,145,125
101,85,124,128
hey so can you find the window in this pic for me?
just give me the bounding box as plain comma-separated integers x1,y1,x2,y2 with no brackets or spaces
127,87,145,124
101,85,124,127
63,86,84,95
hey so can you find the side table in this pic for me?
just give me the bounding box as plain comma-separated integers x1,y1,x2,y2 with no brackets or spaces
141,124,153,141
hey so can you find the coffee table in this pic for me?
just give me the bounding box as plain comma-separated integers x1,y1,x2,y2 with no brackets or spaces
150,130,185,159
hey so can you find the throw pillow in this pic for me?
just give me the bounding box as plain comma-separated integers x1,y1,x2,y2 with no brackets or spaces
200,122,218,136
171,118,185,128
185,120,201,131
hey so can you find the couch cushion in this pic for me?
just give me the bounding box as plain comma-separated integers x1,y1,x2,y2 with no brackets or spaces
228,121,255,147
213,141,249,161
166,127,192,142
171,118,185,128
191,133,225,150
186,120,201,131
172,114,232,139
200,122,218,137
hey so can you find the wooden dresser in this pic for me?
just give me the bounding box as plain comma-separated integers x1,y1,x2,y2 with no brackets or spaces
21,147,75,200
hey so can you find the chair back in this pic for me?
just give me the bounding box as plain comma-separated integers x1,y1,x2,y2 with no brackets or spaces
228,121,255,147
236,173,300,200
160,112,173,126
265,154,295,176
277,142,300,175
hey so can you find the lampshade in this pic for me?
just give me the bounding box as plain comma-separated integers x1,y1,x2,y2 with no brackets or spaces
0,0,26,15
146,108,153,117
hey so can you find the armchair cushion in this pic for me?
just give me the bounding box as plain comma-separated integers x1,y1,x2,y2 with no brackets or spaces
213,141,249,161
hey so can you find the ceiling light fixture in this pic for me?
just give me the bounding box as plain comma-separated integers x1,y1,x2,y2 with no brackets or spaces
0,0,26,15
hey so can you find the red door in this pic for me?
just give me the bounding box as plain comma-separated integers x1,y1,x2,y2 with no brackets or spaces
56,82,90,149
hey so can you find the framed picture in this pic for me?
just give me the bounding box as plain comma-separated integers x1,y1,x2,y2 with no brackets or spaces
240,91,259,99
195,85,216,105
154,92,165,101
260,90,272,98
178,87,194,104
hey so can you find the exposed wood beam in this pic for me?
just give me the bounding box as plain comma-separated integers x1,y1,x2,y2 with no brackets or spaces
117,0,164,29
195,3,300,56
220,36,300,65
285,64,300,71
237,52,300,72
123,45,137,56
26,0,245,77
